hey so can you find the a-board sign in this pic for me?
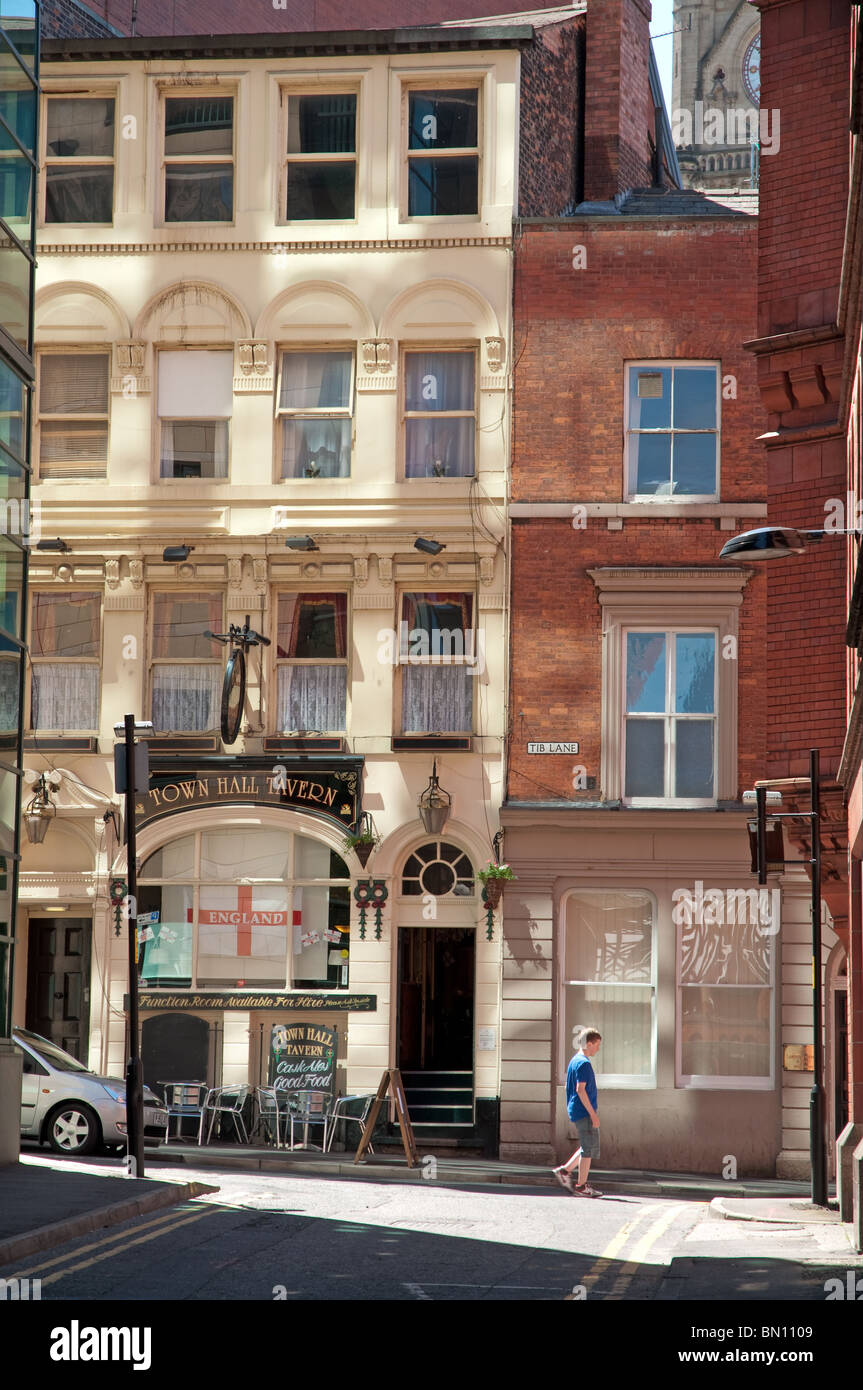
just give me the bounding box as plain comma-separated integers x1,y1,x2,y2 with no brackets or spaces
354,1067,418,1168
269,1022,337,1093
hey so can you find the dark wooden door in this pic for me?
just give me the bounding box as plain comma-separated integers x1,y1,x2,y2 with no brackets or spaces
26,918,91,1060
397,928,475,1071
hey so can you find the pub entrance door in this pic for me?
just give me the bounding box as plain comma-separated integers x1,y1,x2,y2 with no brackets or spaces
25,918,92,1060
397,927,475,1126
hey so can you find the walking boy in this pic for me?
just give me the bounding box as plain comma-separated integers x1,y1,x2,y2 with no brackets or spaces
552,1029,602,1197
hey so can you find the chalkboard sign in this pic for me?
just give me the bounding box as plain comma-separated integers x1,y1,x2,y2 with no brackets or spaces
269,1022,337,1094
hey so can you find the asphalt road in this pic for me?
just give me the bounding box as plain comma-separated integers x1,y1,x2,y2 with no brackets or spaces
3,1161,859,1304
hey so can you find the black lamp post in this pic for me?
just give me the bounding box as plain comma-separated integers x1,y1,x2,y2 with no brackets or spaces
113,717,153,1179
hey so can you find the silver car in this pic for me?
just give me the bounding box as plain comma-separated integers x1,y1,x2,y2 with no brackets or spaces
14,1028,169,1156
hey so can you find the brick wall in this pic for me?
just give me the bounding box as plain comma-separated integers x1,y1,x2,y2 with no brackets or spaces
41,0,117,37
509,217,766,803
512,220,762,502
87,0,566,36
755,0,850,341
748,0,851,779
518,16,585,217
583,0,653,200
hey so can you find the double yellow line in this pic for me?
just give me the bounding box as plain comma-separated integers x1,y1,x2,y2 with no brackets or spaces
2,1203,217,1290
566,1202,690,1301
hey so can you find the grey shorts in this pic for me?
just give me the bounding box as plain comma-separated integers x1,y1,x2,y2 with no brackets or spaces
575,1116,600,1160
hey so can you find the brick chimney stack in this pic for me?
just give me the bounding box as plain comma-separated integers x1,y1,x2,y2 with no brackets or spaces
583,0,654,203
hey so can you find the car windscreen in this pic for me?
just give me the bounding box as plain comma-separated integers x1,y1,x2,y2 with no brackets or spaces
15,1032,91,1073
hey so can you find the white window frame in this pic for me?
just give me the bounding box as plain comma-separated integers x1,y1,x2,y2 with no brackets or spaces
158,86,236,228
155,347,234,483
624,360,721,503
589,567,750,806
400,77,482,222
272,589,351,734
274,346,355,481
559,887,657,1089
36,347,110,481
400,343,478,481
396,588,476,736
28,588,102,732
675,885,776,1091
148,589,224,734
279,85,360,226
41,90,116,227
623,625,719,808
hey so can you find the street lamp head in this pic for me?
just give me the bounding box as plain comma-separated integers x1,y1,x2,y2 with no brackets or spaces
719,527,810,561
112,719,155,738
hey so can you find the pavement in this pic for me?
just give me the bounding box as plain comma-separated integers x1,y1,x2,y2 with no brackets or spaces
1,1140,856,1272
0,1154,219,1265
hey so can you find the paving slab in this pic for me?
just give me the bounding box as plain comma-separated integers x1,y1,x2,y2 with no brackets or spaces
148,1142,814,1200
711,1196,846,1224
0,1155,219,1265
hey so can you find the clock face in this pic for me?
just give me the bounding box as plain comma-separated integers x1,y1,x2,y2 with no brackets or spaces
221,648,246,745
742,33,761,106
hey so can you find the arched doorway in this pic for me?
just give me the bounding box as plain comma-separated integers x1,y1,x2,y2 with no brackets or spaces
396,839,477,1125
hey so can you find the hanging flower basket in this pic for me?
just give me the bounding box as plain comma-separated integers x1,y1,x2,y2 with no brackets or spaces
342,819,381,869
353,839,375,868
483,878,504,910
477,861,516,911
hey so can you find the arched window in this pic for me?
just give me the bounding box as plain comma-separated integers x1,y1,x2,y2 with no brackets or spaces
707,157,715,172
401,840,475,897
138,828,350,990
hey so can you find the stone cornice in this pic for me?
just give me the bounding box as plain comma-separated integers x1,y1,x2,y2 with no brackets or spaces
588,566,750,596
510,502,767,519
37,236,513,256
743,324,842,356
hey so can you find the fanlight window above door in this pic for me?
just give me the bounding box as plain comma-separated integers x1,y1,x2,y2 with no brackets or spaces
401,840,474,897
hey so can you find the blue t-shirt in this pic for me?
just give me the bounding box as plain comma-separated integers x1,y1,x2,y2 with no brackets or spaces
566,1051,597,1121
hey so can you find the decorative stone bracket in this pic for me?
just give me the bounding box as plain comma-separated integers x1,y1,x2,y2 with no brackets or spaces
358,339,395,391
112,341,149,394
235,340,273,392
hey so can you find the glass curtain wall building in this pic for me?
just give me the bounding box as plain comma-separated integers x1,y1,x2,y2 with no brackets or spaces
0,0,38,1034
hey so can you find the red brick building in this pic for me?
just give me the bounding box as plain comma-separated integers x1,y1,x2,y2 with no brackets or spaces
43,0,569,38
498,0,828,1175
751,0,862,1240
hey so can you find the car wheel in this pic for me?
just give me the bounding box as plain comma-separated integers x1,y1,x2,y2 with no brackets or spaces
47,1104,100,1156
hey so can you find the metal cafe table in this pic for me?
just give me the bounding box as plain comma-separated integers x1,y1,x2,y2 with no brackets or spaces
253,1087,332,1150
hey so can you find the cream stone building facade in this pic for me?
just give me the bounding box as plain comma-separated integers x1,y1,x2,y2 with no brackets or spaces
12,27,527,1151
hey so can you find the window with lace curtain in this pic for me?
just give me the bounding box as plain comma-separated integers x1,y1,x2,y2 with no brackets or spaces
275,592,347,733
29,591,101,730
37,352,109,479
150,592,222,733
276,350,353,478
398,592,474,735
402,349,476,478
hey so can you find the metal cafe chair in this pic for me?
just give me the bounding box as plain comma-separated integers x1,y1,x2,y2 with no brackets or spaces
324,1092,378,1154
203,1083,250,1144
251,1086,283,1149
285,1089,332,1151
157,1080,209,1143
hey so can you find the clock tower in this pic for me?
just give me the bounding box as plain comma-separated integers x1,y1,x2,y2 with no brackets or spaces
671,1,761,191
